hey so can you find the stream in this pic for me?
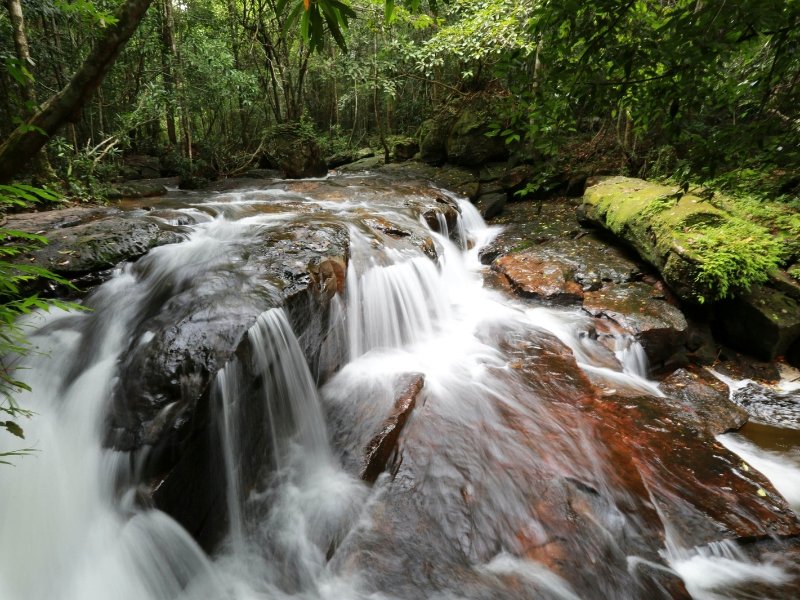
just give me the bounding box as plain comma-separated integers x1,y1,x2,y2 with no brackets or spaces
1,174,799,599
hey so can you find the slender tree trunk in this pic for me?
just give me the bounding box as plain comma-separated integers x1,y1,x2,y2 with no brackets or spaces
0,0,154,183
5,0,56,179
160,0,178,146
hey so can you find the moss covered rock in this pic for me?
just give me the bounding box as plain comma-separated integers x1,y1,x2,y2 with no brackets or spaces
579,177,784,303
446,106,508,167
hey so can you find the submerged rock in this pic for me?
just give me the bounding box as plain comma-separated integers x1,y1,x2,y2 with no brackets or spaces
361,373,425,483
728,381,800,428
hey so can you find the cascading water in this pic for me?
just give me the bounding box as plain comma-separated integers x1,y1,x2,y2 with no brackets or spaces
0,175,797,600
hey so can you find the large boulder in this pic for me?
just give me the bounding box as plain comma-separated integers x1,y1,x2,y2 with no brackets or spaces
418,116,454,165
715,284,800,361
579,177,785,303
446,105,508,167
268,123,328,178
10,208,185,294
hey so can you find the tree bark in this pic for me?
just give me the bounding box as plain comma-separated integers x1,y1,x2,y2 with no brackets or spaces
160,0,178,146
5,0,55,179
0,0,154,183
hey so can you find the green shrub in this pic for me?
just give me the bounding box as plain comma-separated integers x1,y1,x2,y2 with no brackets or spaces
0,183,76,463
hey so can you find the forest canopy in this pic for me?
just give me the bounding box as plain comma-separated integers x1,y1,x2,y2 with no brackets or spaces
0,0,797,193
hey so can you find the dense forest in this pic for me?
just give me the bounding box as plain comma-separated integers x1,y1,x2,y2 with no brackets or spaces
1,0,798,194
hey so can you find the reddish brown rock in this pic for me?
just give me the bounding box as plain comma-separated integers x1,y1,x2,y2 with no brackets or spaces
583,282,688,369
658,366,748,435
361,373,425,483
493,253,584,304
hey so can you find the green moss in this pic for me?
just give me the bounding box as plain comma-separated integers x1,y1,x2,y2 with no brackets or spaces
584,176,786,302
788,263,800,282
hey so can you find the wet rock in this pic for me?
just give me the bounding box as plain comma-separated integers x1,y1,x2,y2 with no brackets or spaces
338,155,385,172
361,373,425,483
19,215,181,278
474,192,506,219
242,168,283,179
499,164,535,194
5,204,111,232
493,253,584,304
121,154,161,179
381,161,480,201
327,149,374,169
658,367,748,435
421,194,461,238
107,177,179,199
715,284,800,361
714,349,781,383
583,282,688,369
107,219,351,549
728,382,800,428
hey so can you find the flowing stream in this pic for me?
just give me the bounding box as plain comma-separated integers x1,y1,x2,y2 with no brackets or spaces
0,175,798,599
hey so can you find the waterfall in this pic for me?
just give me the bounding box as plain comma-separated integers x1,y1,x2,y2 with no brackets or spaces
0,178,797,600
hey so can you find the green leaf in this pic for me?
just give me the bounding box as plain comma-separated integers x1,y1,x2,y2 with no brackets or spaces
2,421,25,439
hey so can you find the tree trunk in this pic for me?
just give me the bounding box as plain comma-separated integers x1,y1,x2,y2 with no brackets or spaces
0,0,154,183
160,0,178,147
5,0,56,179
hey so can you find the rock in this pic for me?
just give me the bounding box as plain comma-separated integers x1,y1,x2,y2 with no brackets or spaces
658,367,748,435
326,149,375,169
583,282,688,369
728,382,800,428
493,253,584,304
478,163,507,183
20,215,181,277
337,156,385,172
446,106,508,167
109,219,351,549
499,164,535,194
379,161,480,201
392,138,419,162
242,168,282,179
580,176,788,304
715,284,800,361
714,349,781,383
268,124,328,178
418,117,454,165
107,177,179,199
768,268,800,301
121,154,162,179
422,194,461,239
474,192,506,219
361,374,425,483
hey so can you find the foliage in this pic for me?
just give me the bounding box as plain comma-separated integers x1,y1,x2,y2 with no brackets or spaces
0,183,75,462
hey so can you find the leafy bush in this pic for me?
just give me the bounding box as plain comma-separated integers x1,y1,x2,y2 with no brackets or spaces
0,183,74,463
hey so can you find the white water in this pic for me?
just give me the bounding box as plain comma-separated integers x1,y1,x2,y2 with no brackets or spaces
0,181,796,599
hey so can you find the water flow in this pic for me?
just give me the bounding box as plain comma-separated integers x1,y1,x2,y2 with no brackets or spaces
1,179,795,600
212,307,368,598
0,271,225,600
